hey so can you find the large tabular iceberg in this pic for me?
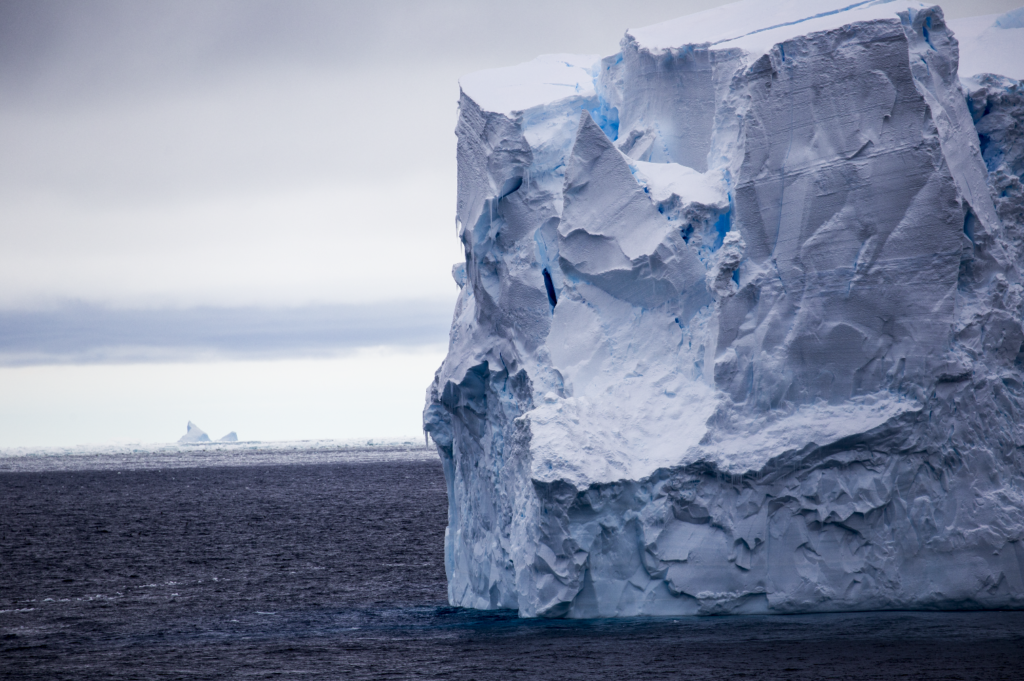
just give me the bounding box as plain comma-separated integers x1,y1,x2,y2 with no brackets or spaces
424,0,1024,617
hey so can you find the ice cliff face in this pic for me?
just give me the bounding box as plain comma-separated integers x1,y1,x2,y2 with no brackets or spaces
424,0,1024,617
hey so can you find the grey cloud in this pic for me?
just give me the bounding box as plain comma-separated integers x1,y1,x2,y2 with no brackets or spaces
2,1,743,104
0,301,453,366
1,0,1014,312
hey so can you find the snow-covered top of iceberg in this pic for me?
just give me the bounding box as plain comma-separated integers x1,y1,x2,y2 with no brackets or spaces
948,8,1024,80
627,0,922,52
457,0,1024,121
459,53,599,115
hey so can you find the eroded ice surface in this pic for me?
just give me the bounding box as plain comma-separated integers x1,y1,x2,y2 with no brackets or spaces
425,0,1024,617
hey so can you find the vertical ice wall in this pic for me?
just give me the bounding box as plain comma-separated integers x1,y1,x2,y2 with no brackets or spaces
425,1,1024,617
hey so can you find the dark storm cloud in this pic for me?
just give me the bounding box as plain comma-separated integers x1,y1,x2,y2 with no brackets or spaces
0,301,453,366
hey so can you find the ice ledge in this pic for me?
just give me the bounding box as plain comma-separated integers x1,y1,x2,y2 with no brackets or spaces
527,392,919,489
688,394,921,474
459,53,599,116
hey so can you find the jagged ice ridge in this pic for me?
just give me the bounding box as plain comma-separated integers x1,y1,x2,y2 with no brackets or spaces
424,0,1024,617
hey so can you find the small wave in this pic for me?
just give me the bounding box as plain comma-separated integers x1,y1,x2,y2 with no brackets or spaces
0,438,439,472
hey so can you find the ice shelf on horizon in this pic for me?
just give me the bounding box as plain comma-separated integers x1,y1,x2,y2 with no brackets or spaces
424,0,1024,617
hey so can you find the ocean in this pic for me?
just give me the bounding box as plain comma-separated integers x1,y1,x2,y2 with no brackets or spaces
2,448,1023,680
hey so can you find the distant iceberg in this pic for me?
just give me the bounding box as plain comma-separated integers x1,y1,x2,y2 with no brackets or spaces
218,432,238,442
177,421,211,444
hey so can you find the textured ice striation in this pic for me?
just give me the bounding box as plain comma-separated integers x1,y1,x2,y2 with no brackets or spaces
424,0,1024,617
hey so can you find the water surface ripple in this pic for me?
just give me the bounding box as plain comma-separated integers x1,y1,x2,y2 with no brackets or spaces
2,460,1023,679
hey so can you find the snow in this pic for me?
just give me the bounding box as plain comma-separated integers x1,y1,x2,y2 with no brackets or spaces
458,54,600,116
426,0,1024,618
628,161,726,207
625,0,897,50
713,2,925,55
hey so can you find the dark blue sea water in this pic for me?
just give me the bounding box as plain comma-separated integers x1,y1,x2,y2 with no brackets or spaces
2,458,1024,680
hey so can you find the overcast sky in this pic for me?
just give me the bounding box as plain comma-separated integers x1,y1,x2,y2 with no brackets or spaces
1,0,737,312
0,0,1017,447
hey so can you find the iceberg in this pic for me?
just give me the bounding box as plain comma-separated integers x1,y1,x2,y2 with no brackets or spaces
424,0,1024,617
219,431,239,442
178,421,211,444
